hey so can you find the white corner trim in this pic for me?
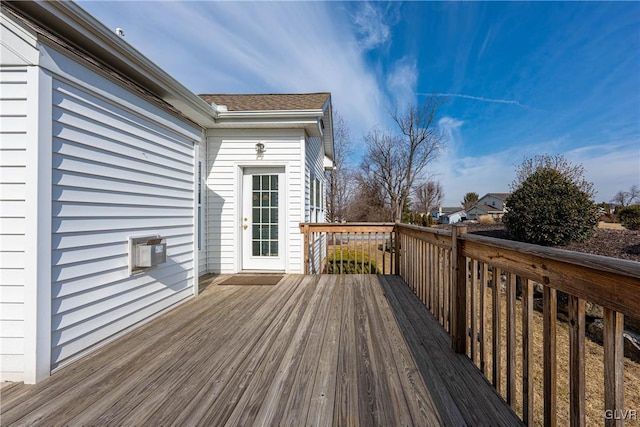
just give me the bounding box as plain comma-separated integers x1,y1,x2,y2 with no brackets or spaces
23,65,52,384
193,140,200,297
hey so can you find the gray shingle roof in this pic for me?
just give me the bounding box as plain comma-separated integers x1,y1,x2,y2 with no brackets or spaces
199,93,330,112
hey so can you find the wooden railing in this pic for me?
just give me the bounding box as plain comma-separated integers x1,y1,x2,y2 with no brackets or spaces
396,223,640,427
301,222,640,426
299,223,396,274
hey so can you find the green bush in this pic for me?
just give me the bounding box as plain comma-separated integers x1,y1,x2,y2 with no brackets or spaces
327,249,378,274
503,167,598,246
618,205,640,230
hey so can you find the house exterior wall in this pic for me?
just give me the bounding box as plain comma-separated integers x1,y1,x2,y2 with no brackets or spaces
205,128,304,274
477,194,506,209
0,10,39,382
466,206,486,221
45,45,200,371
1,15,201,380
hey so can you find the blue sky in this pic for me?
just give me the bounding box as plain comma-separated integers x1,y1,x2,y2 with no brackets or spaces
79,1,639,206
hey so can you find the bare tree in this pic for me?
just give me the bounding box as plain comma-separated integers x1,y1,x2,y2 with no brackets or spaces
348,169,390,222
361,97,446,222
611,184,640,207
512,154,595,198
461,191,479,210
326,111,353,222
414,180,444,215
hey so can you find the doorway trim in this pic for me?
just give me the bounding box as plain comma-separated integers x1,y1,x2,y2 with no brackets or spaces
235,162,289,273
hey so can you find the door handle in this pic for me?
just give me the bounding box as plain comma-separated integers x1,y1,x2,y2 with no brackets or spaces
243,224,248,230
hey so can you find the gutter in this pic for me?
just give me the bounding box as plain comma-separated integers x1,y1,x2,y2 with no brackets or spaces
7,0,217,128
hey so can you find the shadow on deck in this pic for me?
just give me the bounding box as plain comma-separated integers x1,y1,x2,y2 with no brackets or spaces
0,275,521,426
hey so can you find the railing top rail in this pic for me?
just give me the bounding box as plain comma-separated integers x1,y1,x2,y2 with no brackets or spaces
395,223,453,249
395,222,452,237
461,232,640,319
461,232,640,279
299,222,396,233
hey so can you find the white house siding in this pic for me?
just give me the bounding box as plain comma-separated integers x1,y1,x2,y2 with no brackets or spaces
47,47,199,369
305,136,327,273
0,9,40,381
0,66,30,380
205,129,304,274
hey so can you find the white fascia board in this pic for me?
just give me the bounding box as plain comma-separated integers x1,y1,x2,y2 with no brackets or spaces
321,97,334,161
216,109,324,120
8,1,216,127
323,156,334,171
214,110,325,135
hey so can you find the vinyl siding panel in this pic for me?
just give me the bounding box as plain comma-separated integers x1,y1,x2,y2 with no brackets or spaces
205,129,303,273
50,71,199,369
0,66,28,380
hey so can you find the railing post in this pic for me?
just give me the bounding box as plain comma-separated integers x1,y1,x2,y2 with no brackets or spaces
451,224,467,354
302,224,310,275
604,308,624,427
394,223,400,276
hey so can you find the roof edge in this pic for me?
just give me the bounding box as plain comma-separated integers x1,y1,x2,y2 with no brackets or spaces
7,0,216,127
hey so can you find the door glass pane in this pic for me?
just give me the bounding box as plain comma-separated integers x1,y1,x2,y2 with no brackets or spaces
251,174,279,257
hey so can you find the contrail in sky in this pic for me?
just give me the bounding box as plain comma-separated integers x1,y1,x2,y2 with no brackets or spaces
421,93,533,110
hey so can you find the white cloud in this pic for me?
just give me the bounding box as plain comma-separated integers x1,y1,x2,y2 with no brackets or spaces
386,57,417,107
79,1,387,140
434,129,640,206
353,2,391,51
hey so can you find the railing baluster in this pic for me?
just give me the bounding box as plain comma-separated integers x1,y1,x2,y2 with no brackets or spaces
543,286,557,427
522,279,534,426
437,247,443,325
480,262,488,376
492,266,502,393
445,250,450,332
569,295,585,427
471,259,478,365
368,232,372,273
360,231,364,273
506,272,516,406
603,307,624,427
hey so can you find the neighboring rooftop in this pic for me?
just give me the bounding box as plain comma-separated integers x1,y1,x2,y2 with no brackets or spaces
200,93,330,112
471,204,504,212
485,193,511,200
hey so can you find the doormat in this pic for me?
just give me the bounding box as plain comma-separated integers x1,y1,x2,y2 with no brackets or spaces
220,275,283,286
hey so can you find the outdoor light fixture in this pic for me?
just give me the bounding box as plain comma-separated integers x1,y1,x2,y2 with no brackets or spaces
255,142,266,154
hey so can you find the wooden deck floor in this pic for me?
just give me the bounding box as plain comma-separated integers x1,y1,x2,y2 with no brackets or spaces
1,275,521,426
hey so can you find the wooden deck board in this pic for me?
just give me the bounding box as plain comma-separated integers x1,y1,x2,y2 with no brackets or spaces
1,274,521,426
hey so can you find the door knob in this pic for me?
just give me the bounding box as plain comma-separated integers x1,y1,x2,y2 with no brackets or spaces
243,224,248,230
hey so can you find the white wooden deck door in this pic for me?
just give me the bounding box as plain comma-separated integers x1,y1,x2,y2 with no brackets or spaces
241,167,285,271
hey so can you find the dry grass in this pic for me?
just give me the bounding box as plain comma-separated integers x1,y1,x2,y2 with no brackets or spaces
598,221,627,230
326,239,394,274
479,214,496,225
471,284,640,426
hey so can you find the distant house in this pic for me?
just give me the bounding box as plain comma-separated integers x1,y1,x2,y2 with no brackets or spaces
431,207,466,224
466,193,510,221
1,2,332,383
432,206,463,220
